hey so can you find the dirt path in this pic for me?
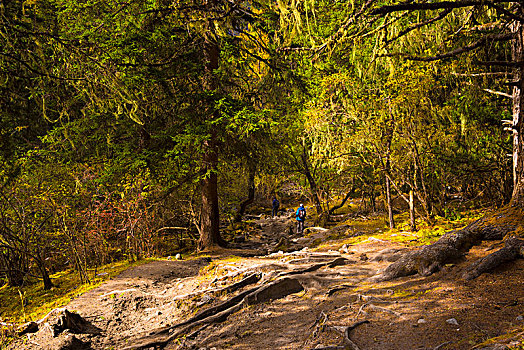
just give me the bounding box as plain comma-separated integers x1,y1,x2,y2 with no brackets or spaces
9,215,524,350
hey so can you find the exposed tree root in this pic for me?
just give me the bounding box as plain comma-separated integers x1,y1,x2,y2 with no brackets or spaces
278,257,350,277
463,237,524,280
372,206,524,281
51,309,102,336
122,257,350,349
121,277,305,350
217,272,262,294
316,321,369,350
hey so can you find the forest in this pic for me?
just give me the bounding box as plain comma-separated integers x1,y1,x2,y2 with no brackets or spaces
1,0,524,349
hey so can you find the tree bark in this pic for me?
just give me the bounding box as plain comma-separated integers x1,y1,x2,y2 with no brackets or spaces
365,1,524,283
301,148,322,216
373,206,523,281
511,15,524,207
409,190,417,232
199,128,222,250
198,21,224,250
328,186,355,216
386,176,394,229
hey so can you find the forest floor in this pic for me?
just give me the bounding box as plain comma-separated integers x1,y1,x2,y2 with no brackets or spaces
5,212,524,350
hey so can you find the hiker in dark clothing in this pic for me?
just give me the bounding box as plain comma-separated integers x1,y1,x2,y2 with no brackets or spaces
272,197,280,217
295,204,306,234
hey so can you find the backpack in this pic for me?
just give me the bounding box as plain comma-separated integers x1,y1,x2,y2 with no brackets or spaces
298,208,306,219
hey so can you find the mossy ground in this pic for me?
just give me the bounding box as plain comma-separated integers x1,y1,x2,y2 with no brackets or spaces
319,207,489,249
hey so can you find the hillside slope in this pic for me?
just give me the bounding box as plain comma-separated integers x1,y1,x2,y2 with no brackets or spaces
8,215,524,350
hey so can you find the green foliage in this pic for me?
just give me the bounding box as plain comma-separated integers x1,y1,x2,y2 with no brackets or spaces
0,0,516,312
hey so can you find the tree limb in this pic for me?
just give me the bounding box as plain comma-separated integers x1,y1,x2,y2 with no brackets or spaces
483,88,512,98
381,33,515,62
370,0,517,16
385,9,453,44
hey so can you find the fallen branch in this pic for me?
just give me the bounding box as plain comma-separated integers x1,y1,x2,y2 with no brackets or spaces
303,311,329,348
367,304,403,318
326,284,355,296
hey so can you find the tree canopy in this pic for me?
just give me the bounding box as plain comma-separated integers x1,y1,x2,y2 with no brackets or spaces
0,0,521,290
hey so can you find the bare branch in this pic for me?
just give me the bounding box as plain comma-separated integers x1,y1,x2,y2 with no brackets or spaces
381,32,514,62
476,60,524,66
385,9,453,44
370,0,517,16
488,3,524,23
317,0,378,55
451,71,510,77
483,88,513,98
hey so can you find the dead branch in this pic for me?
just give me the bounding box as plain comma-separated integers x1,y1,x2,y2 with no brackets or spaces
385,8,452,44
326,284,355,296
370,1,515,16
367,304,403,318
482,88,513,98
303,311,329,348
451,72,510,77
382,33,515,62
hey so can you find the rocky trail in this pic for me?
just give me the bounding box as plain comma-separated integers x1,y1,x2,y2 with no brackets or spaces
8,214,524,350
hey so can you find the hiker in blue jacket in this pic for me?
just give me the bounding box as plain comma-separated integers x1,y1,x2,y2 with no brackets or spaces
295,204,306,234
272,197,280,218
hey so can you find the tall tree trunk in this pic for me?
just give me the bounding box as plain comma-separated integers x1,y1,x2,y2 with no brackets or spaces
386,176,394,229
409,190,416,232
198,23,223,250
301,148,322,216
384,99,395,228
511,17,524,207
199,129,222,250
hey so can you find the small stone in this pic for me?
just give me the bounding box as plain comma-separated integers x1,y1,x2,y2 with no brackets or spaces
167,256,172,260
175,253,181,260
516,315,523,321
417,318,427,324
339,244,349,254
446,318,459,326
